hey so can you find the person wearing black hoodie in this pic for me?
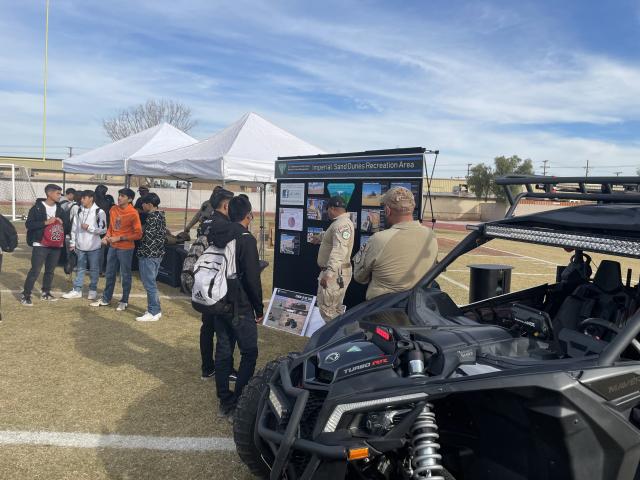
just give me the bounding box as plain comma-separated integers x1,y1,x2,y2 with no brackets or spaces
94,184,115,275
210,195,263,420
21,184,67,306
199,188,235,380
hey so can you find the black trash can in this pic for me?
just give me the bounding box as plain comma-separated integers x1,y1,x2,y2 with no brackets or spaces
468,264,513,303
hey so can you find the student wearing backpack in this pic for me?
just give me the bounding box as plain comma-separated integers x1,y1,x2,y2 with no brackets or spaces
135,193,166,322
21,184,67,306
197,188,234,380
62,190,107,300
90,188,142,311
208,195,263,420
0,213,19,320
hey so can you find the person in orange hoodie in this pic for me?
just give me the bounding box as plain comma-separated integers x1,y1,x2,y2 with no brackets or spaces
91,188,142,311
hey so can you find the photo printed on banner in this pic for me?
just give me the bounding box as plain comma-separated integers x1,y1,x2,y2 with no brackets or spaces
280,232,301,255
308,182,325,195
360,209,381,233
306,198,329,221
306,227,324,244
279,207,303,231
280,183,305,205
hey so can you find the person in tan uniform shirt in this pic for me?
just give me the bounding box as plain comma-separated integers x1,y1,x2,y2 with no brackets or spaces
314,196,355,321
353,186,437,300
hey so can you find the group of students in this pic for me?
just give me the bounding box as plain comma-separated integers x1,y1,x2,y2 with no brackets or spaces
20,182,167,322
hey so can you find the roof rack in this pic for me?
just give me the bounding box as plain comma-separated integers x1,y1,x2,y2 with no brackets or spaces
495,175,640,216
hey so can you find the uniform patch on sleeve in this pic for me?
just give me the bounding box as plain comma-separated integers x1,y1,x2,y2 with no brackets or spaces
338,224,352,240
342,230,351,240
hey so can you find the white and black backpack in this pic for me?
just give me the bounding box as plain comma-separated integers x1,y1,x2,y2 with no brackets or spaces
181,235,209,293
190,234,249,315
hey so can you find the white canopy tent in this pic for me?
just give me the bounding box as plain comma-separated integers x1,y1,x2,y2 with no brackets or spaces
128,112,324,181
62,123,197,175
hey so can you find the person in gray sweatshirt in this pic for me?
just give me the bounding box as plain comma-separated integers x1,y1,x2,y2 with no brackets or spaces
62,190,107,300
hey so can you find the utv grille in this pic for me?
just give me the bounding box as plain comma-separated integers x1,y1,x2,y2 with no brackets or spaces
289,389,327,476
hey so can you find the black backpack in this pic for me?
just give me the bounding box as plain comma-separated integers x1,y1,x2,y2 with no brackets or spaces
0,214,18,252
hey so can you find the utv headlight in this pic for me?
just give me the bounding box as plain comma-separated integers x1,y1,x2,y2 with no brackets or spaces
323,393,428,433
268,387,289,421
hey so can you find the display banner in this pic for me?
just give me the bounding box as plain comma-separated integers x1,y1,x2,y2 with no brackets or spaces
275,154,424,179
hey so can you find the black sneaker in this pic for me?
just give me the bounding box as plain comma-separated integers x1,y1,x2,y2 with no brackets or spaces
20,294,33,306
41,292,57,302
201,369,215,380
228,370,238,382
217,404,236,423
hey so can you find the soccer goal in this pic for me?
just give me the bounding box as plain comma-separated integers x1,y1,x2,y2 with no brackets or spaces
0,164,37,220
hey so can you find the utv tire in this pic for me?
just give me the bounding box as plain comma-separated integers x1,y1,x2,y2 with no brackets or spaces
233,353,298,479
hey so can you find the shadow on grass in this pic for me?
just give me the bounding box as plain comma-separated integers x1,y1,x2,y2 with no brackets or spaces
70,307,247,478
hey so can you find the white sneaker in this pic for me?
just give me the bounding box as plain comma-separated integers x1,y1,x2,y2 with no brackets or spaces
136,312,161,322
87,291,98,301
116,302,128,311
90,299,110,307
62,290,82,299
136,312,162,322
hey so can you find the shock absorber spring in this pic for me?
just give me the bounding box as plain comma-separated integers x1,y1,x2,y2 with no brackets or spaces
410,403,444,479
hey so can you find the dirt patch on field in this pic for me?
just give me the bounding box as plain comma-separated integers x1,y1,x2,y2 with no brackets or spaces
437,237,517,257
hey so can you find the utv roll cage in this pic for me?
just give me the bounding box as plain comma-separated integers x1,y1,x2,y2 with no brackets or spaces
496,175,640,216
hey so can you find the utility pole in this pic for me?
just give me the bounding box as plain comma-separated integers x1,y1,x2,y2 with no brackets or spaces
615,171,622,177
584,159,590,178
466,163,472,178
542,160,549,176
67,146,73,157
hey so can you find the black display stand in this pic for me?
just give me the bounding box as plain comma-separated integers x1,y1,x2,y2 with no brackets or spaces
272,148,428,309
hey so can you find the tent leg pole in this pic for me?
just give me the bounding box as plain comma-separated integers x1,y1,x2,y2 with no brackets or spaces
183,181,191,231
259,183,266,260
62,171,66,192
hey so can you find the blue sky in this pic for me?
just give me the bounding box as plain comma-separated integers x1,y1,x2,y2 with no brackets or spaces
1,0,640,176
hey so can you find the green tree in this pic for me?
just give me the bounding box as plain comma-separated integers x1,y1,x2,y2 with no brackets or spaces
467,163,494,202
490,155,534,201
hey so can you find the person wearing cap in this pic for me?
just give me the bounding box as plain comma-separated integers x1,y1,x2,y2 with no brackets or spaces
353,186,438,300
134,183,152,224
183,186,223,235
314,195,355,321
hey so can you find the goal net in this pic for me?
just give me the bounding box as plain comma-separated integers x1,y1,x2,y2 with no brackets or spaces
0,164,37,220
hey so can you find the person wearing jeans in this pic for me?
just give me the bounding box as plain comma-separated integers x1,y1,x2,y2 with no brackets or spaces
62,190,107,300
91,188,142,311
135,193,166,322
21,184,66,306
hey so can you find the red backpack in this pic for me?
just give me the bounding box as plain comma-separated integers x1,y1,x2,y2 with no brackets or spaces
40,221,65,248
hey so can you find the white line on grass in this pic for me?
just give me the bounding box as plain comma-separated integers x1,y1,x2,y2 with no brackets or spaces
0,430,235,452
438,274,470,291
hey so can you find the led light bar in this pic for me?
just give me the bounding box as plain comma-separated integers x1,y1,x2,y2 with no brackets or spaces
485,225,640,258
323,393,428,433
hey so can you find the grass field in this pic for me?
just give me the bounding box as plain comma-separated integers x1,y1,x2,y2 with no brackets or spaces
2,220,639,479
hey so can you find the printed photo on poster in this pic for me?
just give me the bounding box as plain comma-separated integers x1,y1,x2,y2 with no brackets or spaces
280,232,301,255
306,227,324,244
280,183,305,205
308,182,325,195
279,207,303,231
362,182,383,206
360,234,372,247
307,198,328,221
390,181,420,205
327,183,355,204
361,209,381,233
263,288,316,336
348,211,358,225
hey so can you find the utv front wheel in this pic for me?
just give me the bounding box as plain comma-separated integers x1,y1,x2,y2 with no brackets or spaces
233,354,297,478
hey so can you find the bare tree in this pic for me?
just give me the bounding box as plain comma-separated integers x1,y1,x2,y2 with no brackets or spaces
103,99,197,140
